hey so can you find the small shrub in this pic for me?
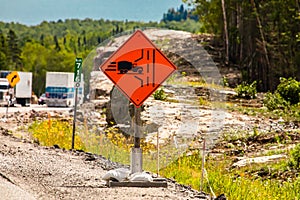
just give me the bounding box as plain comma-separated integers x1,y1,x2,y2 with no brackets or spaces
222,76,229,87
289,144,300,169
199,97,210,106
235,81,257,99
153,88,167,101
263,92,289,111
276,77,300,105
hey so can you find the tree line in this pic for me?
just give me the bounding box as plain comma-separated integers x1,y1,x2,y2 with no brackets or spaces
185,0,300,91
162,4,199,22
0,12,201,96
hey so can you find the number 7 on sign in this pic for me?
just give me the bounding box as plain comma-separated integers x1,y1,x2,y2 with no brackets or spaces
74,58,82,82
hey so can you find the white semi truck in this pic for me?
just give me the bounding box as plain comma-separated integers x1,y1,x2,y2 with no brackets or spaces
0,77,10,106
0,71,32,106
45,72,84,107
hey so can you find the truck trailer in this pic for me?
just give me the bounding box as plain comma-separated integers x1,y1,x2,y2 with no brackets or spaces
15,72,32,106
45,72,84,107
0,71,32,107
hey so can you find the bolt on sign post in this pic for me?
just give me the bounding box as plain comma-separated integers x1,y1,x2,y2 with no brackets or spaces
100,30,177,173
72,58,82,149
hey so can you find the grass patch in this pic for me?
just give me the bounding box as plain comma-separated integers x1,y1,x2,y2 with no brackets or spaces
226,102,300,122
160,152,300,199
166,77,227,90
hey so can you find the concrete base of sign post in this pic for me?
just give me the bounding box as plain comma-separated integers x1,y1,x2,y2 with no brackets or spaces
107,178,168,188
130,148,143,173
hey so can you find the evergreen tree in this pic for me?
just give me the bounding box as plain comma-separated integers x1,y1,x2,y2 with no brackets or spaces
7,29,22,70
0,30,8,69
53,35,61,51
40,34,44,46
162,4,198,22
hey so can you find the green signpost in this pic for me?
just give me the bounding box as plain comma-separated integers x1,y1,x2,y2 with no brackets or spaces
72,58,82,149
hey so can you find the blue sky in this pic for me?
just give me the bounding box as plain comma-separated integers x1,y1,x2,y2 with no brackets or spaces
0,0,184,25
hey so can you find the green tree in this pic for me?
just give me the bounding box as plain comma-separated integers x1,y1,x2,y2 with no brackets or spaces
53,35,61,51
7,29,22,70
162,4,198,22
0,30,8,69
21,41,49,95
185,0,300,91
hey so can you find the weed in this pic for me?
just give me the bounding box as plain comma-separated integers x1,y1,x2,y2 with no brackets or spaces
222,76,229,87
235,81,257,99
277,77,300,105
263,92,289,111
199,97,211,106
153,88,167,101
288,144,300,169
28,119,85,150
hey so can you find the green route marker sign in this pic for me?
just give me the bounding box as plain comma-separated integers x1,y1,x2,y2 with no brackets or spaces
74,58,82,83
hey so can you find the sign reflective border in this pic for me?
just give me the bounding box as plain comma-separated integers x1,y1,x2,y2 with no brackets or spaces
100,30,177,107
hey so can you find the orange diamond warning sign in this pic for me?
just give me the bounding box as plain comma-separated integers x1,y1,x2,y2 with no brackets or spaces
100,30,177,107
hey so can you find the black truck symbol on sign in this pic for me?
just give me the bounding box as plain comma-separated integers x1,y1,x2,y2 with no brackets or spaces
106,61,143,74
118,61,143,74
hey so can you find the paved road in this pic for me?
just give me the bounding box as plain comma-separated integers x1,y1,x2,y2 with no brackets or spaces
0,105,67,200
0,104,72,114
0,104,60,199
0,177,36,200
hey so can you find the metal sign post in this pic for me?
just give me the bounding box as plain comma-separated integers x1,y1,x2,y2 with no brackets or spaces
72,58,82,149
157,131,160,176
5,99,9,118
131,106,143,173
71,84,79,149
5,89,12,118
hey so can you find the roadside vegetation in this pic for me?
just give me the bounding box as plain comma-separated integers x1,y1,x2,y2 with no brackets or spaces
28,115,300,200
228,77,300,122
160,151,300,200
